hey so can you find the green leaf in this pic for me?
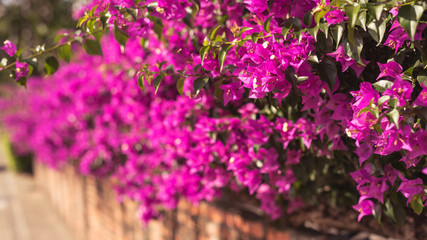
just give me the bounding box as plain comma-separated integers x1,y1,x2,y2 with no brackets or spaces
398,3,425,41
83,39,103,56
176,76,185,95
318,59,337,91
44,56,59,75
307,26,319,41
388,98,398,108
373,80,393,92
251,32,261,43
263,15,274,33
295,30,303,43
285,17,302,31
303,11,313,26
343,29,363,63
372,203,382,224
86,19,96,33
388,194,406,226
387,109,400,128
237,27,253,38
77,15,88,28
148,16,164,40
282,25,292,39
93,31,104,42
344,3,360,28
58,44,71,63
100,12,110,29
200,45,210,65
189,0,200,17
89,5,98,16
156,61,168,71
137,75,144,92
153,73,166,94
410,195,424,215
384,199,396,223
356,10,367,31
314,9,328,24
193,77,209,96
208,25,222,41
368,3,384,21
126,8,138,20
319,22,329,39
219,44,233,72
357,107,371,117
378,95,390,106
367,17,387,44
114,22,129,46
54,33,68,43
331,23,344,49
16,76,27,87
417,69,427,87
15,49,25,58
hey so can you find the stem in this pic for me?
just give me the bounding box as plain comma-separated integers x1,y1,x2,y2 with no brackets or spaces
1,29,104,72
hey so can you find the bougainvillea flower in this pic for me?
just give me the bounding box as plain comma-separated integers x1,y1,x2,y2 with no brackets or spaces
219,82,244,105
413,88,427,106
397,177,424,205
327,46,366,77
353,197,374,222
383,78,413,106
358,179,389,203
400,156,420,169
350,82,380,110
384,21,410,53
377,61,403,80
15,61,29,80
384,164,399,186
354,142,373,165
324,8,348,25
0,40,17,57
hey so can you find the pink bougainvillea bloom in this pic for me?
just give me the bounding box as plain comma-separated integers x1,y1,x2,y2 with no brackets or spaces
327,46,366,77
243,0,268,14
219,82,244,105
384,21,410,53
413,88,427,106
324,8,348,25
397,177,424,205
358,179,389,203
377,61,403,80
15,61,29,80
1,40,17,57
383,78,413,106
354,142,373,165
384,164,399,186
353,197,374,222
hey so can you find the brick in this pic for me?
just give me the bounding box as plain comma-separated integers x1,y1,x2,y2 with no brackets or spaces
205,222,220,240
225,212,242,229
266,228,291,240
207,205,224,223
35,161,298,240
199,202,209,217
220,226,240,240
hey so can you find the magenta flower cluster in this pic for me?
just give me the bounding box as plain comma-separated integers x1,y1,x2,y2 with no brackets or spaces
1,0,427,224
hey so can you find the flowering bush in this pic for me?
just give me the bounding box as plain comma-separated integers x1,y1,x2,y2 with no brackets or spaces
1,0,427,227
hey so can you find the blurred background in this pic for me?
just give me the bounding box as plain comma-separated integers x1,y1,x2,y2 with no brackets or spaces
0,0,88,172
0,0,88,83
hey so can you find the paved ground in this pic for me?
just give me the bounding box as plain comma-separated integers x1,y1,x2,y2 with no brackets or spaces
0,145,74,240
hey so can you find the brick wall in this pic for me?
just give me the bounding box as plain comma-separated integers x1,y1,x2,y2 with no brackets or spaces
34,162,295,240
